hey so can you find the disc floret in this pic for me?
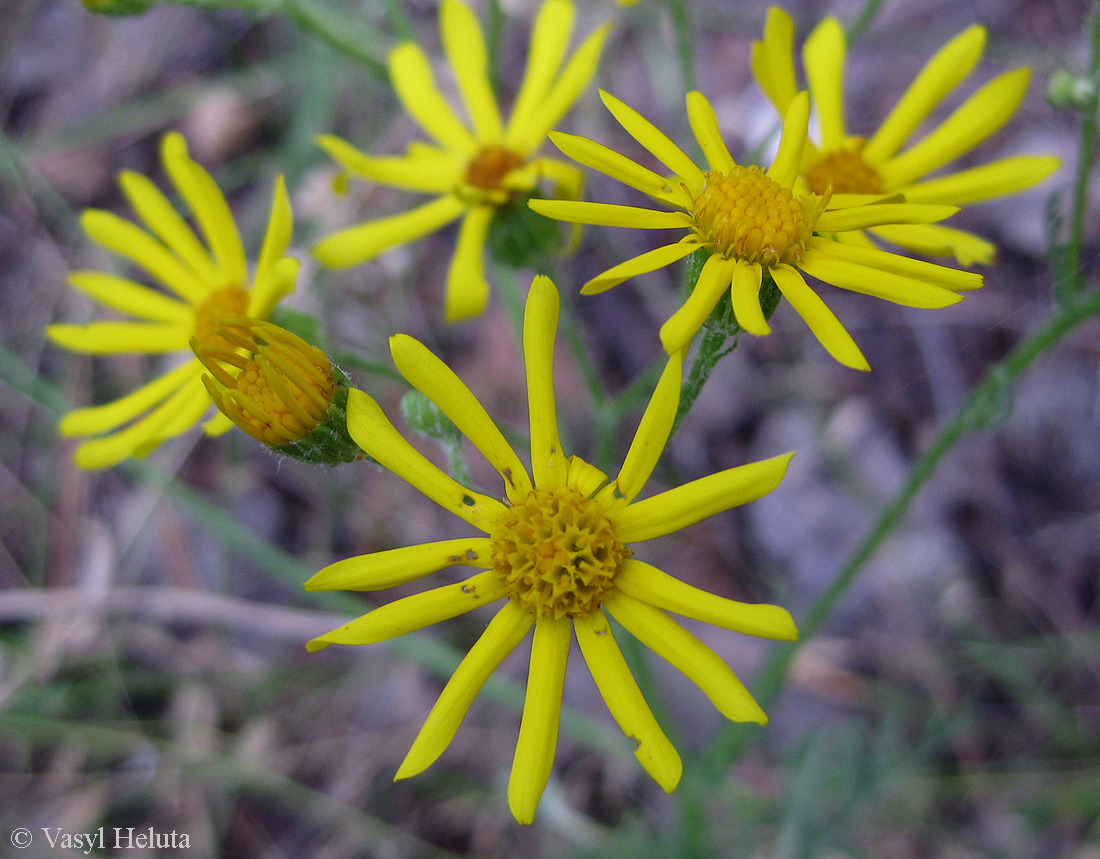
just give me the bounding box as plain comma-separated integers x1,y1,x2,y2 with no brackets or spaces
464,145,527,204
491,486,630,619
806,142,884,196
691,166,816,267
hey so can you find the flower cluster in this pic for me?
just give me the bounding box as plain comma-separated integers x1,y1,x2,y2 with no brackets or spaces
50,0,1058,825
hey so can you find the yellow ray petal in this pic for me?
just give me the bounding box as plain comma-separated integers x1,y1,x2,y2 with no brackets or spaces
814,202,957,233
441,0,504,142
160,132,248,288
46,321,190,354
507,0,575,147
514,24,611,152
390,333,532,501
604,590,768,723
878,67,1031,189
613,451,794,543
118,170,220,288
547,131,683,204
304,538,493,592
508,615,570,825
389,42,478,155
599,90,706,186
313,194,466,269
248,256,299,320
445,206,494,323
896,154,1061,207
799,250,964,308
614,560,798,641
345,389,507,530
807,236,982,292
307,570,505,652
579,242,698,295
80,210,207,304
529,199,689,230
317,135,461,193
566,455,608,498
70,372,209,470
524,275,567,489
202,411,234,437
863,25,986,164
58,360,198,437
601,351,683,508
802,17,847,151
766,91,811,189
771,264,869,370
685,91,735,173
67,271,191,323
868,223,995,266
575,611,682,792
397,601,534,779
731,260,770,336
253,174,295,296
750,7,798,114
659,252,737,354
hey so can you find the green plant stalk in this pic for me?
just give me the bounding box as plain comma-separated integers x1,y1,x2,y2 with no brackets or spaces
486,0,505,98
1059,0,1100,300
663,0,698,95
380,0,414,42
280,0,388,78
845,0,887,43
700,283,1100,782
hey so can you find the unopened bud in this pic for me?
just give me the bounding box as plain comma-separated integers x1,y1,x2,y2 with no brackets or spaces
193,319,367,465
1046,69,1097,111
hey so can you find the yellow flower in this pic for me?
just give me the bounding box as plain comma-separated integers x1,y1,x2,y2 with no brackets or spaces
751,7,1060,265
193,319,335,446
306,275,797,824
192,319,365,465
531,90,982,369
313,0,609,322
46,132,298,469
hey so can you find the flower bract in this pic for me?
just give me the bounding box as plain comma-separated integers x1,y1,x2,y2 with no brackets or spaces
46,132,298,469
531,89,983,369
305,275,798,824
313,0,608,322
750,7,1060,265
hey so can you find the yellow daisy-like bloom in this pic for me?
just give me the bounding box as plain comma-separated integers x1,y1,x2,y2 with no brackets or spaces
46,132,298,469
313,0,609,322
306,275,797,824
751,7,1060,265
531,90,983,369
192,319,335,447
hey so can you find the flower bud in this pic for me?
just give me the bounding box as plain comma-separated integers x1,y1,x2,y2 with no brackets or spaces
192,319,367,465
1046,69,1097,111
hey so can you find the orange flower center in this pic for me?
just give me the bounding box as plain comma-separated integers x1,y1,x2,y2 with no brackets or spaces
192,287,249,350
491,487,630,619
465,145,526,198
806,144,884,196
691,166,815,267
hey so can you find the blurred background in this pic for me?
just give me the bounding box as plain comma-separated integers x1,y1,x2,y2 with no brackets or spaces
1,0,1098,856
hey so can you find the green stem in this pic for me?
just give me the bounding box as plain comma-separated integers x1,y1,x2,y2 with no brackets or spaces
845,0,887,43
280,0,387,77
665,0,698,94
1060,0,1100,300
701,284,1100,780
486,0,505,97
380,0,415,41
